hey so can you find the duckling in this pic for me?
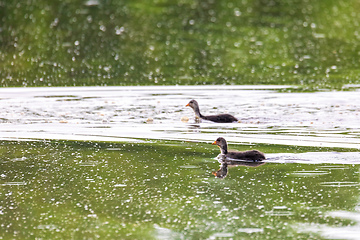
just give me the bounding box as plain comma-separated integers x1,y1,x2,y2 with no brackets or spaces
186,99,238,123
212,137,265,161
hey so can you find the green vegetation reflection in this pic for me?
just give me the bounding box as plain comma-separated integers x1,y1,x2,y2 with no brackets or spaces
0,140,359,239
1,0,360,89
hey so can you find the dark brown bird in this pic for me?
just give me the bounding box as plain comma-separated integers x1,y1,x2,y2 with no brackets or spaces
186,99,238,123
212,137,265,161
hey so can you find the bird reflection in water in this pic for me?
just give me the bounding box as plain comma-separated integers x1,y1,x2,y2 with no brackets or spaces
212,159,266,179
187,124,201,129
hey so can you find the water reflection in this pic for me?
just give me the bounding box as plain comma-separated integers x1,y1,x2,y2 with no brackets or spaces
186,123,201,129
1,140,360,239
301,210,360,239
212,159,266,179
212,162,228,179
2,1,360,88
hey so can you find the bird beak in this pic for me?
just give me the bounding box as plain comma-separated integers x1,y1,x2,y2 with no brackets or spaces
212,141,217,145
185,103,190,107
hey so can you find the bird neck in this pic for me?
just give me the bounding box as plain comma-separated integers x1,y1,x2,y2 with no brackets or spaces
220,144,228,154
193,105,203,118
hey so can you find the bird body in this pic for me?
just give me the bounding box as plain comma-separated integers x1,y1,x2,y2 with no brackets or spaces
202,114,238,123
212,137,265,161
223,149,265,161
186,99,238,123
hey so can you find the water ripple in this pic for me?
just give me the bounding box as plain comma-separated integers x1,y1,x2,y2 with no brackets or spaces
0,86,359,149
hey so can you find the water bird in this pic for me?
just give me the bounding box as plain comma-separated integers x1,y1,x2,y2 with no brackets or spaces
212,137,265,161
185,99,238,123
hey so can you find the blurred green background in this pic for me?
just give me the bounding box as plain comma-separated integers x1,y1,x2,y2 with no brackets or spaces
1,0,360,89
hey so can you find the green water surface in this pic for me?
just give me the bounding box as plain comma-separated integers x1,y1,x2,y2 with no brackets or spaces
1,140,359,239
2,0,360,89
2,1,360,239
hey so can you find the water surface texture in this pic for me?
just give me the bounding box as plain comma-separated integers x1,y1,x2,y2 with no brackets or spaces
2,0,360,88
2,1,360,238
1,86,360,239
1,140,360,239
0,85,359,148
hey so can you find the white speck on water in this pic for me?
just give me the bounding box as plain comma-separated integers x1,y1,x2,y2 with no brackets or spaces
208,232,234,239
237,228,264,233
114,184,127,187
84,0,99,6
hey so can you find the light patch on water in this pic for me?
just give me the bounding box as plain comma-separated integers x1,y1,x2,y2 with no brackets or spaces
153,224,183,240
265,205,294,216
78,161,99,166
237,228,264,233
0,85,359,149
114,184,127,187
290,170,329,177
266,152,360,164
11,157,27,162
319,165,350,170
320,182,360,187
298,210,360,240
37,224,59,231
1,182,27,186
272,206,290,210
208,232,234,239
84,0,99,6
265,210,294,216
179,165,198,169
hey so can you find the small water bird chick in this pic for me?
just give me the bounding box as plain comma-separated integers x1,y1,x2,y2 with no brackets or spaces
186,99,238,123
212,137,265,161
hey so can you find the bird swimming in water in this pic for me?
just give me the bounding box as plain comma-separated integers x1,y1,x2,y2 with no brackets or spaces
212,137,265,161
186,99,238,123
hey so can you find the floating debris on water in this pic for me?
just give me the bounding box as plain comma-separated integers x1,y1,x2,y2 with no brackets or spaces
181,116,189,122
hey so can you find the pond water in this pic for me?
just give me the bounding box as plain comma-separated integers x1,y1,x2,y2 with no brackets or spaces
1,85,360,148
1,85,360,239
2,1,360,89
2,0,360,238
